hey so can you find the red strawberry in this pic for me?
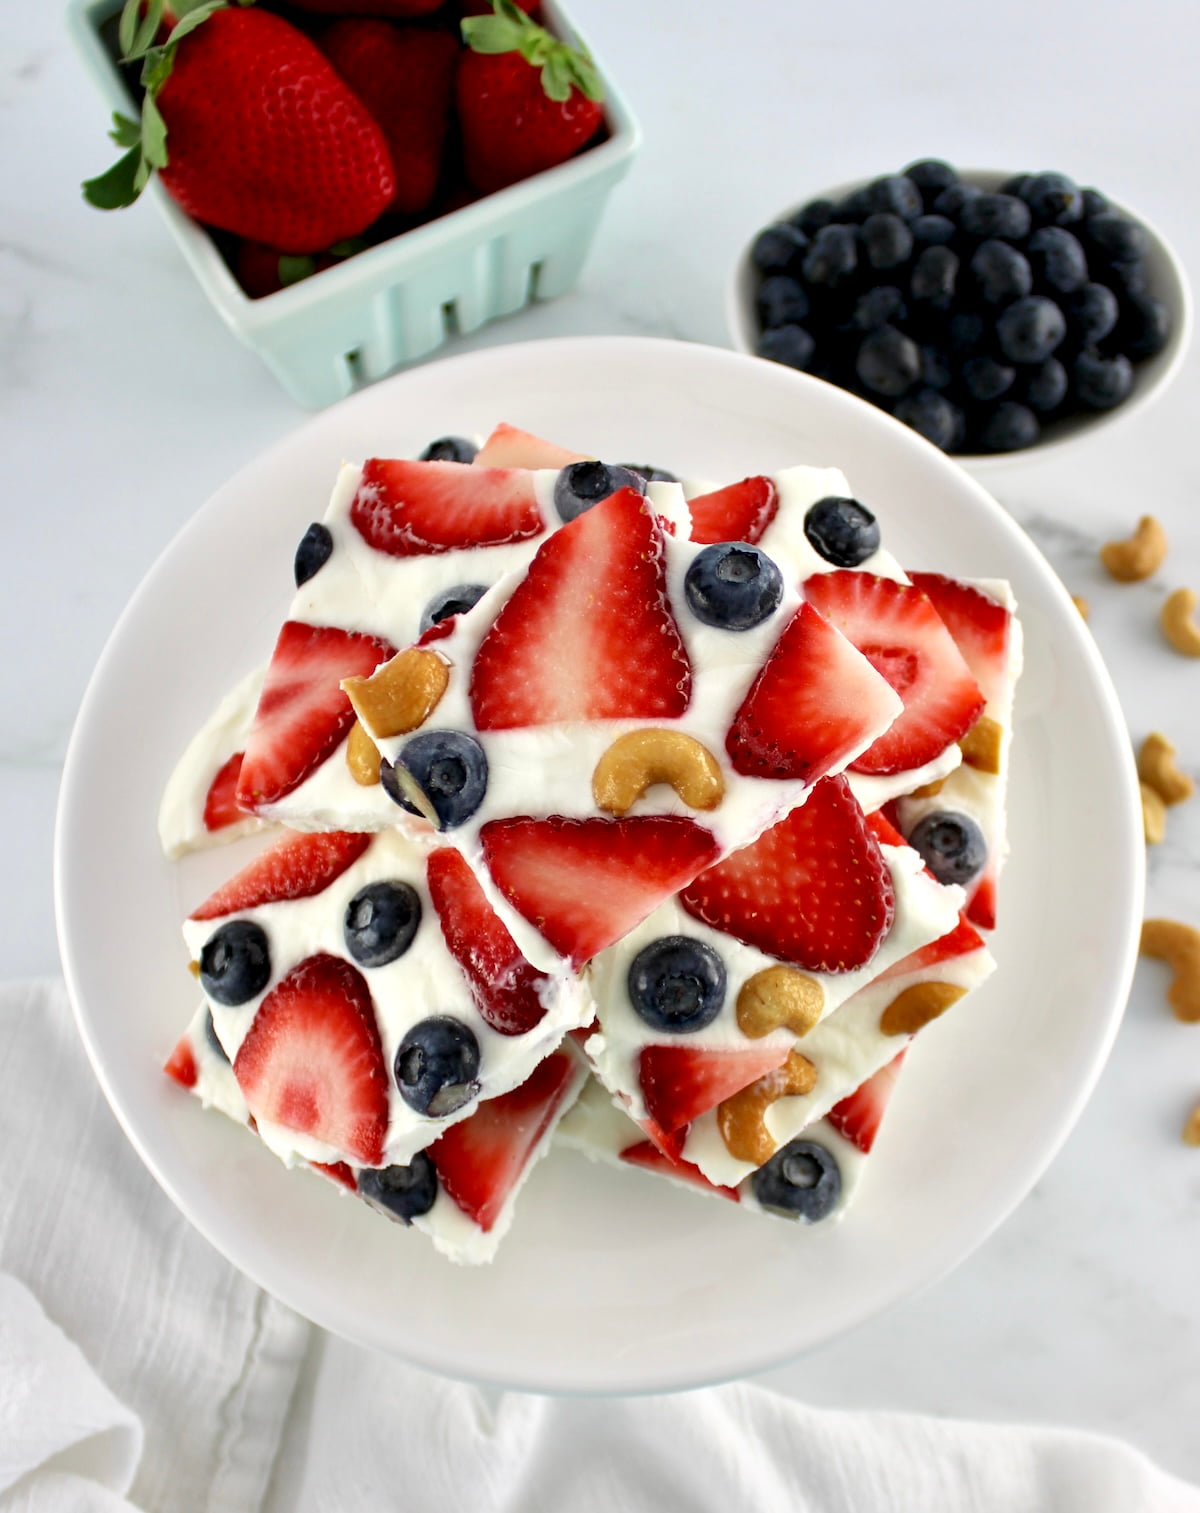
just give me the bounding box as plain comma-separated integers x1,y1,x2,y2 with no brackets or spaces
238,622,395,809
826,1054,905,1153
350,459,544,557
234,953,389,1166
164,1035,198,1089
966,873,997,930
680,775,895,972
310,1159,356,1191
457,1,604,193
462,0,538,12
428,1049,576,1231
426,847,550,1035
233,238,360,300
803,572,985,776
687,477,779,547
726,602,902,781
320,22,458,216
473,423,587,469
909,572,1013,707
190,830,371,922
203,752,247,833
619,1140,740,1203
866,808,906,849
291,0,444,14
83,6,394,253
877,914,986,982
480,816,720,966
469,488,691,729
639,1042,791,1134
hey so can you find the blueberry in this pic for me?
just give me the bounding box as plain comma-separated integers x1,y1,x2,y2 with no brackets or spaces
1086,213,1149,266
751,222,809,274
958,193,1031,241
1103,259,1148,298
995,295,1066,364
1072,349,1133,410
907,810,988,884
804,496,881,567
1081,188,1109,218
684,543,783,631
802,224,858,285
976,401,1039,453
757,274,810,328
627,935,726,1033
904,158,959,205
752,1138,842,1222
204,1009,229,1064
970,239,1032,305
999,172,1031,199
621,464,679,484
861,174,923,222
893,388,961,451
1066,282,1119,344
199,920,271,1007
1026,227,1088,294
919,344,953,390
392,730,488,830
792,197,836,236
861,213,913,270
756,324,816,371
856,324,921,396
1019,357,1068,413
357,1154,438,1224
552,460,645,523
962,355,1015,403
419,583,488,633
1116,290,1170,359
1018,171,1084,226
947,310,987,355
834,186,875,222
932,182,981,223
910,246,959,309
344,881,422,968
419,435,477,464
394,1016,481,1117
848,285,907,331
294,523,333,587
912,213,956,248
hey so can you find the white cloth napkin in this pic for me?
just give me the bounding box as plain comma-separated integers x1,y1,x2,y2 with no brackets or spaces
4,977,1199,1513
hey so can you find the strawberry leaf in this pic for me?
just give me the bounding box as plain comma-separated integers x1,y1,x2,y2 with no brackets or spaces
108,111,142,148
165,0,228,46
540,52,571,103
278,254,316,286
460,14,526,53
82,146,143,209
121,0,166,62
141,92,168,169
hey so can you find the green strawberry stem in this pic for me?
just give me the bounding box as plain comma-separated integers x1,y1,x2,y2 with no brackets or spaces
82,0,252,210
461,0,603,104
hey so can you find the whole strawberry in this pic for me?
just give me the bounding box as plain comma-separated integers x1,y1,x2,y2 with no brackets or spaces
457,0,604,194
83,0,395,253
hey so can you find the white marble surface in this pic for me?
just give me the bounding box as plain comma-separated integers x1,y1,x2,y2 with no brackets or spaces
7,0,1200,1491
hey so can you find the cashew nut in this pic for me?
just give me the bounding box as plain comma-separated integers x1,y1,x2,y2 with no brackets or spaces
879,980,966,1037
345,720,381,786
592,729,725,817
1072,595,1090,621
1140,782,1167,845
959,715,1003,775
1138,732,1195,806
736,966,824,1039
717,1050,817,1166
1183,1102,1200,1147
1100,515,1168,582
1140,918,1200,1022
342,647,449,738
1160,588,1200,657
908,777,946,800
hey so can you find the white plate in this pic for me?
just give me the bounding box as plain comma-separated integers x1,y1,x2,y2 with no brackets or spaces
55,336,1143,1394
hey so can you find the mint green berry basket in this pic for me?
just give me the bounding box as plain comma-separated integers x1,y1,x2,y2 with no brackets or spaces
67,0,640,408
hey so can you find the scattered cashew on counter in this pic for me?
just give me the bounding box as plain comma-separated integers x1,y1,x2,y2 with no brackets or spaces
1160,587,1200,657
1100,515,1168,582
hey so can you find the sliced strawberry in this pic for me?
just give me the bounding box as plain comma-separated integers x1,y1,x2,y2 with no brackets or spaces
966,873,997,930
877,914,986,983
866,808,907,849
619,1139,740,1202
233,953,389,1166
349,459,544,557
726,602,901,781
203,752,247,832
310,1159,356,1191
687,476,779,546
827,1053,906,1153
164,1036,198,1089
639,1042,791,1133
909,572,1012,707
190,831,371,922
637,1112,686,1161
803,572,984,776
568,1017,600,1049
473,423,588,469
680,775,894,972
428,1050,575,1231
481,815,720,966
469,488,692,730
238,621,395,809
426,847,549,1036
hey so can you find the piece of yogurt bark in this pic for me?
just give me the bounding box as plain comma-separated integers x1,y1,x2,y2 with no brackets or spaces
583,775,964,1148
180,825,592,1169
164,1004,587,1265
345,485,904,975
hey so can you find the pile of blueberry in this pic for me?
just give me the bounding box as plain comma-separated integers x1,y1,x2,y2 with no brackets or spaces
748,162,1171,453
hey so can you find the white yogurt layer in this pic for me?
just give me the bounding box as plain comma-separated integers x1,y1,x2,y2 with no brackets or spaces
181,828,593,1168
